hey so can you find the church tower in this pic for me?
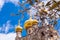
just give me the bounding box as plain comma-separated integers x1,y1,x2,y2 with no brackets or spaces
24,16,34,40
24,16,33,35
24,14,39,40
15,20,22,40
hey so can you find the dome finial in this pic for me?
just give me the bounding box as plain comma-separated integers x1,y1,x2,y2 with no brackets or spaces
18,19,20,26
29,12,32,20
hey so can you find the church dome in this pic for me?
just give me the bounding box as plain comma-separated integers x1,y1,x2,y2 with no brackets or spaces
15,20,22,32
15,25,22,32
32,19,38,25
24,17,33,29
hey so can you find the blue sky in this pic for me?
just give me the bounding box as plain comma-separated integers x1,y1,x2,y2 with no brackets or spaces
0,0,30,36
0,0,60,40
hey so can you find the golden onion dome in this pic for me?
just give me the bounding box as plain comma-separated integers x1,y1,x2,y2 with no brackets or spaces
32,19,38,25
24,16,33,29
15,20,22,32
15,25,22,32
